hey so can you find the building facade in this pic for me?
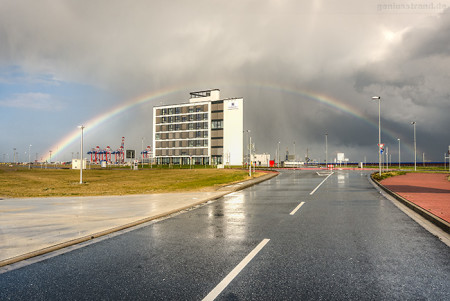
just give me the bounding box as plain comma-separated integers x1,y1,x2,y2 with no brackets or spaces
251,153,271,167
152,89,243,165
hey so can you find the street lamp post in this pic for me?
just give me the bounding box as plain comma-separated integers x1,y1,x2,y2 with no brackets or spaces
325,133,328,167
244,130,251,167
386,146,389,171
141,137,144,169
28,144,32,169
411,121,417,171
293,141,296,162
397,138,401,170
372,96,382,176
78,125,85,184
249,136,252,177
278,141,280,168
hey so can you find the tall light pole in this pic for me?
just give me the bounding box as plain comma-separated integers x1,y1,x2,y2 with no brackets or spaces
411,121,417,171
386,146,389,171
293,141,296,162
13,148,16,164
28,144,32,169
278,141,280,168
249,136,252,177
78,125,85,184
372,96,382,176
397,138,401,170
245,130,251,167
325,133,328,167
141,137,144,168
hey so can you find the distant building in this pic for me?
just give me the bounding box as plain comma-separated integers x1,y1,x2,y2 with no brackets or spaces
251,153,271,167
152,89,243,165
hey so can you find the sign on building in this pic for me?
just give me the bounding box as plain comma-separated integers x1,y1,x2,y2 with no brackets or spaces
227,101,239,110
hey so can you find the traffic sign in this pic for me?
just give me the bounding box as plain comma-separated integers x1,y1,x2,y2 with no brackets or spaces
378,143,385,149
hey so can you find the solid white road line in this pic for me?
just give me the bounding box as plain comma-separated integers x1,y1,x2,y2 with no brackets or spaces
289,202,305,215
202,238,270,301
310,172,334,195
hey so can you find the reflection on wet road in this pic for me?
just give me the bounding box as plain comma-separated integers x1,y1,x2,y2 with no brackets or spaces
1,170,449,300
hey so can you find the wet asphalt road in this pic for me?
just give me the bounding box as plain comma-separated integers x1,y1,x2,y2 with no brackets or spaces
1,170,449,300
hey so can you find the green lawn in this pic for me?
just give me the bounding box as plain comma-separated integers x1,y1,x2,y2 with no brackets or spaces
0,166,262,198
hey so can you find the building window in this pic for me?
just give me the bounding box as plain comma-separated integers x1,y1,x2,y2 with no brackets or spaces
196,123,202,129
182,116,187,122
204,113,208,120
189,115,194,121
203,131,208,138
189,107,194,113
175,124,180,131
212,155,223,164
204,139,208,146
162,109,167,115
162,117,167,123
196,107,202,112
175,116,180,122
175,107,180,114
168,125,173,131
212,120,223,129
155,133,161,140
189,141,194,147
196,131,202,138
188,123,194,130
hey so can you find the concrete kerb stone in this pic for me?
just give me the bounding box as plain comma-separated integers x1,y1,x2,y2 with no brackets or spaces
0,171,279,268
369,174,450,234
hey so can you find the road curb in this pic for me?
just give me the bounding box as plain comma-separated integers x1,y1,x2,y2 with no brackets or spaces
0,171,278,268
370,174,450,234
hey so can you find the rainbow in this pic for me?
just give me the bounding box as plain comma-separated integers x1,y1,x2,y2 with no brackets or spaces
43,83,412,162
42,87,180,162
247,82,408,144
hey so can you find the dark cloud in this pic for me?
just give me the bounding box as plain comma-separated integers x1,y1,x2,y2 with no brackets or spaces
0,1,449,161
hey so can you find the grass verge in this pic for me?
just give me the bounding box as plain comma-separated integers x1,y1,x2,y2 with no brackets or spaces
0,166,263,198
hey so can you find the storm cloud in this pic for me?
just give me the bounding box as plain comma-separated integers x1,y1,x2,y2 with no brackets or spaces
0,1,449,162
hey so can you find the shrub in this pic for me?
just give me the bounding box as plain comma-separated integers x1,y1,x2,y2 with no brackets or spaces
371,171,406,182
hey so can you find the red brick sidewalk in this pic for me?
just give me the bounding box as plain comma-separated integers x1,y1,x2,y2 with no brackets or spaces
381,173,450,223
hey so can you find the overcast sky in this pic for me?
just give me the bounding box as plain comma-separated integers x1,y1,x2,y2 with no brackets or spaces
1,0,449,163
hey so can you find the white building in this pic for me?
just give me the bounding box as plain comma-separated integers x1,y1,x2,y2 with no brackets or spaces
251,153,271,167
152,89,243,165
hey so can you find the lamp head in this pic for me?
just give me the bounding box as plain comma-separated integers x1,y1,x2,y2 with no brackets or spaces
372,96,381,100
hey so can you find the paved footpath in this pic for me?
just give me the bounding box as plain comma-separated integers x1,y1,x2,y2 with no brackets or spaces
381,173,450,223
